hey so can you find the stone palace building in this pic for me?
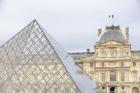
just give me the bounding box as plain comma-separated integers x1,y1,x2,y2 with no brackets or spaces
70,25,140,93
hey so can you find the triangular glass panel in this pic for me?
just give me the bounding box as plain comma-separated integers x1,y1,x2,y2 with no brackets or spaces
0,20,96,93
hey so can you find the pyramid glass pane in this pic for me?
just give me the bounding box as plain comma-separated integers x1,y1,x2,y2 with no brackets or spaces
0,20,96,93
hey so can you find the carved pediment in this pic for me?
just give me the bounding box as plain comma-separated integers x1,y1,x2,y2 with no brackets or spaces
98,40,127,46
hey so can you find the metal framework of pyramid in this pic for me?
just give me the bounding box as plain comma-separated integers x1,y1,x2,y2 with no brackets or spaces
0,20,96,93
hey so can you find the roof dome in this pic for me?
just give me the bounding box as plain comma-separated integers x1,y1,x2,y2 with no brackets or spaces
98,25,127,43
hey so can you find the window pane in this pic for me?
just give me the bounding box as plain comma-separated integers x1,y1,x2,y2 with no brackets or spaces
110,71,116,81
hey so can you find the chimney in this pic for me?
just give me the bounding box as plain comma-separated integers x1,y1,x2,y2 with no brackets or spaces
98,28,102,37
125,27,129,41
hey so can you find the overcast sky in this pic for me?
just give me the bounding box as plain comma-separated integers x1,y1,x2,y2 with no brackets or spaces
0,0,140,52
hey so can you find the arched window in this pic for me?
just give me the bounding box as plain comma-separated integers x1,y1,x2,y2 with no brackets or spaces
132,70,138,81
110,87,116,93
132,87,139,93
110,71,116,81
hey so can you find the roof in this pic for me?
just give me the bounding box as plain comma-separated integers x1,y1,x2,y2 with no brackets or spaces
69,52,94,55
98,25,127,43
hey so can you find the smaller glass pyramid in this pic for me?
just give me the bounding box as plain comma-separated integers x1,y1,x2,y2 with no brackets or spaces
0,20,96,93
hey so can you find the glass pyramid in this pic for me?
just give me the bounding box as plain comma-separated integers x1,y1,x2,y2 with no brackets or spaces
0,20,96,93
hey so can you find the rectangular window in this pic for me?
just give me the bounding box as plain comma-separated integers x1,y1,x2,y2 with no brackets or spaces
133,62,136,66
121,62,124,67
132,71,138,81
101,73,105,81
101,63,104,67
110,71,116,81
90,63,93,67
121,72,125,81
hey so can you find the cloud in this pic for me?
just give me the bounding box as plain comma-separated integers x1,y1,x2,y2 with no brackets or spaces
0,0,140,51
0,0,3,8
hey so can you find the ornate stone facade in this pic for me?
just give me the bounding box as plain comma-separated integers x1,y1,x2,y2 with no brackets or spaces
70,25,140,93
